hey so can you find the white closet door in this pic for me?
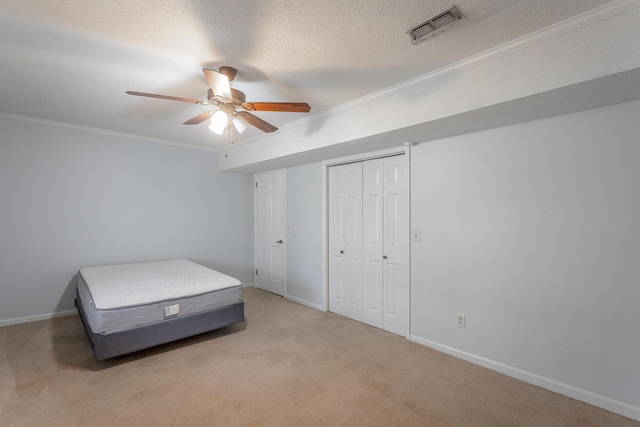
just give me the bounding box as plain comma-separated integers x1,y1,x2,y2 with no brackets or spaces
381,155,409,336
328,163,363,320
329,154,408,336
362,159,384,328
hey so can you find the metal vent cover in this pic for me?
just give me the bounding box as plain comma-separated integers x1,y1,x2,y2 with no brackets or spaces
406,5,463,44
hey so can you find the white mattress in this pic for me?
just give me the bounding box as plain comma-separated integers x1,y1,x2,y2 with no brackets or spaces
78,260,242,334
80,259,241,309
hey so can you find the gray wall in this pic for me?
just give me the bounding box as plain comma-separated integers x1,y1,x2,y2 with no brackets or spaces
410,99,640,411
3,98,638,416
285,162,324,308
0,118,253,324
281,99,640,416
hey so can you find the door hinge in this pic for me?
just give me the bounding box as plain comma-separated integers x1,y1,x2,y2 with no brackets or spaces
255,182,258,188
256,269,258,275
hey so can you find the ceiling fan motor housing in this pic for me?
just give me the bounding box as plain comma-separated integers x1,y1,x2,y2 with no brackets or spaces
218,66,237,82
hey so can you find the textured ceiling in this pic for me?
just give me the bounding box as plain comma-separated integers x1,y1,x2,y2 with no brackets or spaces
0,0,616,150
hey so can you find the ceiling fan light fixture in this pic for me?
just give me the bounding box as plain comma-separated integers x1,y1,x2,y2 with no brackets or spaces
232,115,249,134
406,5,463,44
209,111,228,134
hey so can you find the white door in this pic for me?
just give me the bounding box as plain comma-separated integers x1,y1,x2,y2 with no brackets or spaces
380,155,409,336
362,158,384,328
328,162,363,320
255,170,286,296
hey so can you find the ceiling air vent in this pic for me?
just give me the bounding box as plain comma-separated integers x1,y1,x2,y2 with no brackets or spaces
406,5,463,44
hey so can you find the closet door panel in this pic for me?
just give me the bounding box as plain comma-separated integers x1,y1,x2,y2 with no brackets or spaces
328,166,346,315
382,156,409,336
385,262,399,316
363,159,384,328
344,163,363,321
330,252,345,314
329,163,363,320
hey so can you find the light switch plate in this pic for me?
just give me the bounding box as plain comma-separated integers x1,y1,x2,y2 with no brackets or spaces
457,313,466,328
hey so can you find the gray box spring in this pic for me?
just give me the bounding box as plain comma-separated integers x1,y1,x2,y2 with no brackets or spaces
76,289,244,360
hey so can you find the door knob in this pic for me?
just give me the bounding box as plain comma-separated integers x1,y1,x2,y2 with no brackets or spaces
340,250,344,254
383,255,388,259
276,240,283,244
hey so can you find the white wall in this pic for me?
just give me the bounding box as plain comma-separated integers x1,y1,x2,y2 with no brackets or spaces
285,162,324,309
410,99,640,418
0,118,253,325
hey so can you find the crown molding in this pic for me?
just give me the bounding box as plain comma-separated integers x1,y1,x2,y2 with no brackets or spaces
239,0,640,146
0,112,218,152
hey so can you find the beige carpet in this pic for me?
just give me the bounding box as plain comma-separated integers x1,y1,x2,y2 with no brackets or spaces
0,287,637,427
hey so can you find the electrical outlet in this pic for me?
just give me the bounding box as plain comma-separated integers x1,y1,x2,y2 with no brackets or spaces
457,313,466,328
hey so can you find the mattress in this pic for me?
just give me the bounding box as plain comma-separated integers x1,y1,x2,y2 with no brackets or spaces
78,259,242,334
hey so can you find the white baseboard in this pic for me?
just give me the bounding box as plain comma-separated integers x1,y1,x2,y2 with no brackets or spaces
409,335,640,422
241,282,255,288
285,294,326,312
0,309,78,328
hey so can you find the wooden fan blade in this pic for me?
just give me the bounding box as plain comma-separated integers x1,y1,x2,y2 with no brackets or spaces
238,111,278,133
242,102,310,113
183,111,215,125
126,91,206,104
202,69,232,102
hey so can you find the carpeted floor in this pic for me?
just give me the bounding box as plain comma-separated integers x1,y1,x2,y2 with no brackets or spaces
0,287,637,426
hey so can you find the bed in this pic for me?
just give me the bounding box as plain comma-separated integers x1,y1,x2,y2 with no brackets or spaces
75,259,245,360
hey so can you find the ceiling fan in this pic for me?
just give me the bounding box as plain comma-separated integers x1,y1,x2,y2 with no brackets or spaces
126,66,310,135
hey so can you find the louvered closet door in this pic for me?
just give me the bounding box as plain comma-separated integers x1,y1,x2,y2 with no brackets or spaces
328,162,363,321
